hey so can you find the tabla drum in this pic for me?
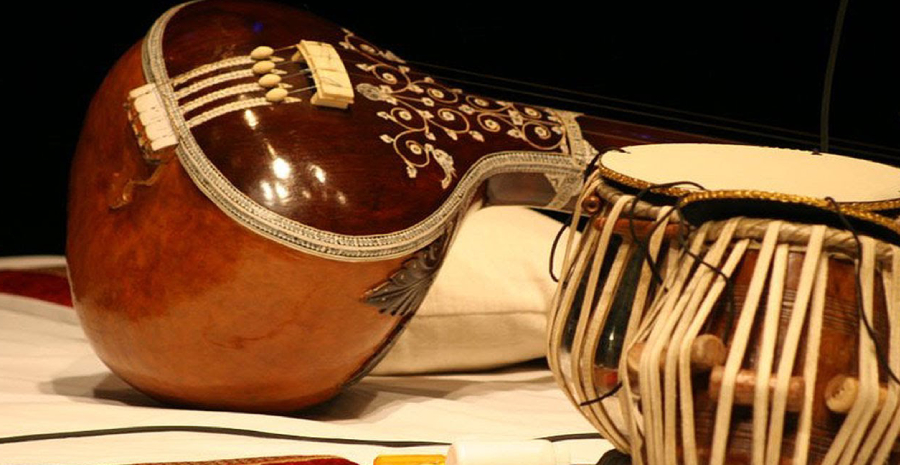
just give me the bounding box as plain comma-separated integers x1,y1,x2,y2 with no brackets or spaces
546,144,900,463
623,192,900,464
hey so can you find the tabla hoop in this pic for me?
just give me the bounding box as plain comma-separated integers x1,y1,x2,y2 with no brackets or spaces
597,143,900,211
677,189,900,247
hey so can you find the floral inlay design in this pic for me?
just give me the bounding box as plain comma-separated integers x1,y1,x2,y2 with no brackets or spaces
340,29,572,189
363,230,450,317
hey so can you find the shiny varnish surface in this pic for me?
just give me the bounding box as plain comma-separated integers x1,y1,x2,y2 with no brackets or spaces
68,40,405,411
68,0,725,412
164,0,553,234
158,0,721,234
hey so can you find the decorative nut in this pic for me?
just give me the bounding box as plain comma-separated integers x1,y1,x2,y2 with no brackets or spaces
825,375,888,414
582,195,602,214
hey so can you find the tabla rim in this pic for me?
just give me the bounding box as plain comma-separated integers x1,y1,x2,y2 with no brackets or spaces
596,144,900,212
677,189,900,245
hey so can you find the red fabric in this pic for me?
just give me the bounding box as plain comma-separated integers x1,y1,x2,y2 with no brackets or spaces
0,270,73,307
130,457,357,465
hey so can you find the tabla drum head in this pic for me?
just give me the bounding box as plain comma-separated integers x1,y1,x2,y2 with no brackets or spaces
598,143,900,211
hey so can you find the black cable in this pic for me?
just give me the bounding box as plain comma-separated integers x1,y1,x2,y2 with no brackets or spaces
549,223,568,283
825,197,900,386
622,181,739,341
0,425,602,447
548,148,611,283
669,198,739,344
626,180,705,287
820,0,851,152
578,383,623,408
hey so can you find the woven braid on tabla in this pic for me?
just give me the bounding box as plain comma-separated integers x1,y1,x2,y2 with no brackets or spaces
704,218,897,262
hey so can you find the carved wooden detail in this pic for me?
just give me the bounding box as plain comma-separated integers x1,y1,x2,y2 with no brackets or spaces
363,230,450,317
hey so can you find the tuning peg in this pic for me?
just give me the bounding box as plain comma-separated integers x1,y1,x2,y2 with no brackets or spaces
252,60,276,75
258,74,282,88
266,87,289,102
250,46,274,60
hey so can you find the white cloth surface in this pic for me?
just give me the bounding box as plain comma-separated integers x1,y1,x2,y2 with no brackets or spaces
0,284,609,464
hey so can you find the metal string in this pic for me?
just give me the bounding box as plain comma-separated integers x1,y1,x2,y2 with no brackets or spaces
333,55,899,161
244,42,899,162
402,58,825,140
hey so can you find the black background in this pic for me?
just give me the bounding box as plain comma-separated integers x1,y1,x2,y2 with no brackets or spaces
1,1,897,256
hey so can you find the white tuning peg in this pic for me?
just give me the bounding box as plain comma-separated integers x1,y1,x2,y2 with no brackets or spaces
258,74,282,88
250,46,274,60
265,87,289,102
252,60,276,75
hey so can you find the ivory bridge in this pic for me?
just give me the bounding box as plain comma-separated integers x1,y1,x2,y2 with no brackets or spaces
254,39,355,109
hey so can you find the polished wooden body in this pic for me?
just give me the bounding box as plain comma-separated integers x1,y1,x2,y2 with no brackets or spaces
68,0,721,412
683,251,892,464
591,222,900,463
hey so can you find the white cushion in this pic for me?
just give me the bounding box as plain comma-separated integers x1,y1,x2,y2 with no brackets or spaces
371,206,564,375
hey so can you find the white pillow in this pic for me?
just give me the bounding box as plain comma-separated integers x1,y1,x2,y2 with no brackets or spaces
371,206,564,375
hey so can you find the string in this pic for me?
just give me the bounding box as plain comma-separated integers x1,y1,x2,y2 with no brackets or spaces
620,180,738,341
548,223,568,284
622,183,739,343
347,55,899,154
216,48,897,162
820,0,851,152
334,56,900,161
184,55,841,155
269,48,815,142
561,175,738,409
287,85,318,96
403,58,831,140
237,35,900,161
824,197,900,386
338,68,898,163
669,197,740,343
